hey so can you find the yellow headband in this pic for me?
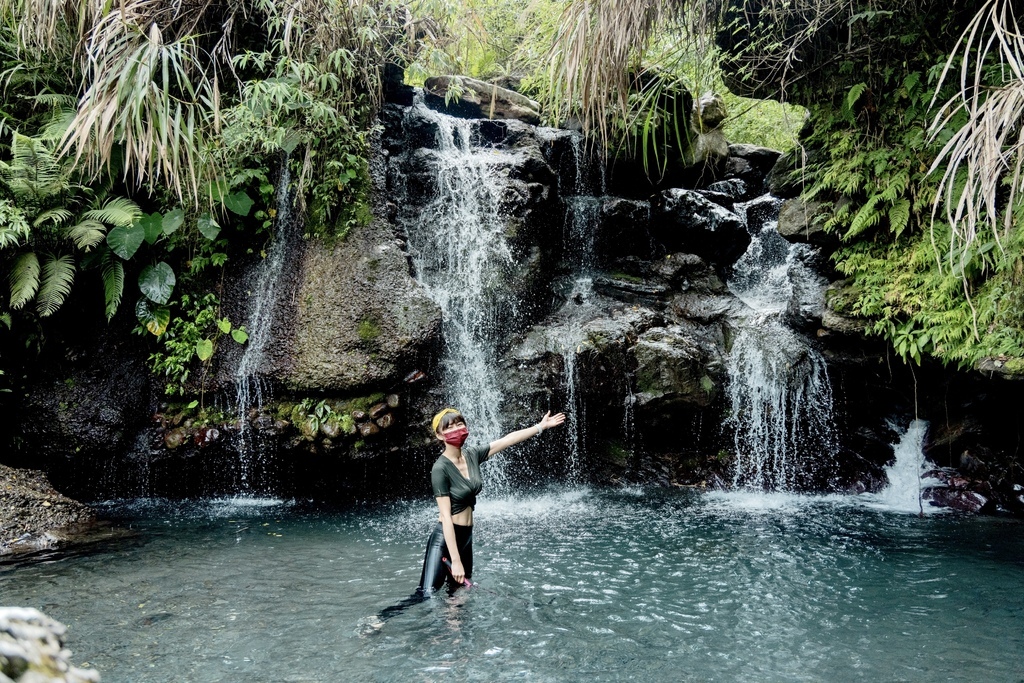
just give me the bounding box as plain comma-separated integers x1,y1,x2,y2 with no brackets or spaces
431,408,461,433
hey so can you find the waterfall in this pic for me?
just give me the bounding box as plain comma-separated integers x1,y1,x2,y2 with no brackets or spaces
396,102,519,491
868,420,941,512
725,196,839,491
233,160,295,490
556,136,604,483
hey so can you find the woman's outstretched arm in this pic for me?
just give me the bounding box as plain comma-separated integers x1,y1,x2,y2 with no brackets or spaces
487,411,566,458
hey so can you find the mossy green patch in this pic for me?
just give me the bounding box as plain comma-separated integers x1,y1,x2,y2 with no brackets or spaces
358,317,381,343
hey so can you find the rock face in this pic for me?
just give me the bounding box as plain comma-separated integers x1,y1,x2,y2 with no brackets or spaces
423,76,542,124
17,327,151,470
0,607,99,682
655,188,749,266
282,226,441,393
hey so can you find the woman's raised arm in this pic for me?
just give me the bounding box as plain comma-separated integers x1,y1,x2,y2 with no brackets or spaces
487,411,566,458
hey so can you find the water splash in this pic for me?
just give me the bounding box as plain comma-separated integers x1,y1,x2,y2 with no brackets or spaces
863,420,943,513
233,160,295,491
725,196,838,491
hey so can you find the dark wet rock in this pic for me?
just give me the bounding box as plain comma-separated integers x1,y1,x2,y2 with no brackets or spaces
352,410,369,423
164,428,187,449
386,394,400,408
0,607,99,682
0,464,96,557
381,62,414,106
958,451,989,479
376,413,395,429
821,281,868,335
923,487,989,513
597,198,654,261
695,189,737,212
765,148,803,198
974,356,1024,380
592,275,669,305
654,189,749,266
320,422,341,439
706,178,748,198
821,309,868,336
368,403,389,420
777,197,832,245
632,325,723,410
358,422,381,438
721,145,781,196
670,291,744,323
193,427,221,447
18,326,151,471
423,76,542,124
727,144,782,176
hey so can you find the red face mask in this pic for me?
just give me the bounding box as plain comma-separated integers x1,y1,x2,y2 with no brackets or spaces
443,425,469,447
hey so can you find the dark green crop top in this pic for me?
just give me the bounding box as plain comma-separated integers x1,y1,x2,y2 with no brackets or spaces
431,444,490,515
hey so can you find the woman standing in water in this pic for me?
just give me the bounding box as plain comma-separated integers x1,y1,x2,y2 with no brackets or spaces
418,407,566,594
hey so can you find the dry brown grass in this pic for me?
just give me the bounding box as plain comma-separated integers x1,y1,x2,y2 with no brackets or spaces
928,0,1024,267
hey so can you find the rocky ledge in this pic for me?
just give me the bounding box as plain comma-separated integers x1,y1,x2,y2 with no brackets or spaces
0,464,96,557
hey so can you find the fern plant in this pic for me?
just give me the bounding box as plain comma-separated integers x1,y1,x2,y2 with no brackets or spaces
0,130,141,320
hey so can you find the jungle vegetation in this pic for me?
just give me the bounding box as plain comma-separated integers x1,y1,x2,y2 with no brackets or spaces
0,0,1021,398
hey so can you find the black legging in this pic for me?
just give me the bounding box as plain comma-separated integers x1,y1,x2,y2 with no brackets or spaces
418,521,473,595
373,521,474,624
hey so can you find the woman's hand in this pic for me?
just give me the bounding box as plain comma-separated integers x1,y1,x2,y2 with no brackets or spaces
449,559,466,585
539,411,566,431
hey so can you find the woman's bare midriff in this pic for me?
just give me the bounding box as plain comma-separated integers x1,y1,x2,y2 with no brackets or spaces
448,509,473,526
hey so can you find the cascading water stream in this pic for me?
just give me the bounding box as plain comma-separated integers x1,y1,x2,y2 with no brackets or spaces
233,160,295,490
554,135,605,482
866,419,942,513
725,197,839,491
396,101,518,491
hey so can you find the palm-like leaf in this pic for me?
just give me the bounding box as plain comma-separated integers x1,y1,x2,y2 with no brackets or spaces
83,196,143,227
928,0,1024,265
4,132,68,199
35,252,75,316
65,217,108,250
32,207,73,228
8,251,41,309
101,250,124,320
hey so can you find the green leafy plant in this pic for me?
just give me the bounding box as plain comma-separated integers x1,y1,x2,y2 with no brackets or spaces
144,293,248,400
0,129,142,320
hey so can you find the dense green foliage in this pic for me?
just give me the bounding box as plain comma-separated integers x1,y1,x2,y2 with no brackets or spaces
0,0,408,400
765,4,1024,368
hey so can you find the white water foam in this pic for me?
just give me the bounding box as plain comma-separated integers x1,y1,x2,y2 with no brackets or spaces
860,420,945,514
725,197,838,491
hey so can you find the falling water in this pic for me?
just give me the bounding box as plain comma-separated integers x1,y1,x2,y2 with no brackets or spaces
557,136,603,482
867,420,942,513
233,161,294,490
725,196,839,491
396,102,519,491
